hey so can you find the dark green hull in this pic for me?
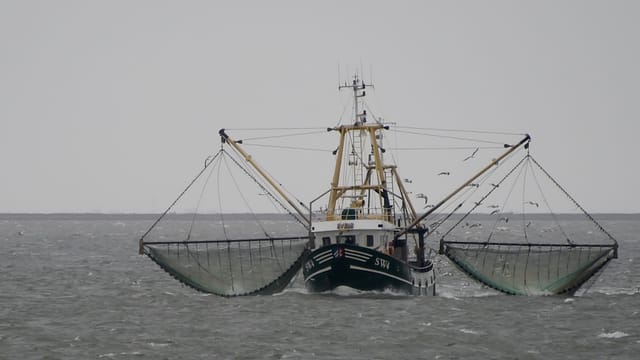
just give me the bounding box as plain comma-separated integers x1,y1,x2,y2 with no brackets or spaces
302,244,435,295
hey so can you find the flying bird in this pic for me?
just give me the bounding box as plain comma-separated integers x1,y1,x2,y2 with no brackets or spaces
499,216,509,223
403,178,413,183
525,201,539,207
487,204,500,208
463,147,479,161
490,209,499,215
416,193,428,204
438,171,450,176
468,183,479,188
490,183,499,188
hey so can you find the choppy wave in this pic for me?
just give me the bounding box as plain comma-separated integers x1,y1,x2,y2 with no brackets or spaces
1,216,639,360
597,331,629,339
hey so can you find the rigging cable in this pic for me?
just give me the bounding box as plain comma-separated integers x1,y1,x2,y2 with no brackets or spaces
529,156,618,246
439,154,528,242
224,147,308,229
241,143,332,153
391,128,510,146
527,158,575,246
187,152,221,241
486,156,528,243
139,150,223,243
239,129,328,142
393,125,525,137
221,154,270,238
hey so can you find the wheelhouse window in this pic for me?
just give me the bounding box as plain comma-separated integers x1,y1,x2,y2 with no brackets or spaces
366,235,374,247
322,237,331,246
337,235,356,244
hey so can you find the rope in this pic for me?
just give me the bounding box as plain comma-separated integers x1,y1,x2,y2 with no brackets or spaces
187,153,220,240
221,155,270,238
390,146,504,151
139,150,223,242
440,155,528,242
486,157,528,243
224,147,308,229
527,159,572,245
242,143,332,153
521,157,529,242
529,156,618,245
392,125,525,136
225,127,326,131
217,154,229,241
391,128,513,146
239,129,327,142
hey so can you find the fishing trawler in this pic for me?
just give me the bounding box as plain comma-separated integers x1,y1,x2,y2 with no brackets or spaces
300,77,436,295
216,75,436,295
138,73,618,297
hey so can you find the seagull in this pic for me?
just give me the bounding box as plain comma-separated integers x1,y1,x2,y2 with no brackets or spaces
468,183,479,188
490,209,499,215
403,178,413,183
499,216,509,223
416,193,428,204
487,204,500,208
463,147,479,161
424,204,435,209
438,171,450,176
525,201,539,207
490,183,499,188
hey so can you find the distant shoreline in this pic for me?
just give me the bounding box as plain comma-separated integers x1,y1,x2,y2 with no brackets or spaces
1,213,638,221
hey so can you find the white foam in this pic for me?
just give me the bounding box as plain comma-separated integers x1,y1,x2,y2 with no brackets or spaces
148,342,171,348
275,287,309,296
597,331,629,339
595,287,640,296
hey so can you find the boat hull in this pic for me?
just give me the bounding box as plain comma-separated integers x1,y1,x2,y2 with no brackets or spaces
302,244,435,295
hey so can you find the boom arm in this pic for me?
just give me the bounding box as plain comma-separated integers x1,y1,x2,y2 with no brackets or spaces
219,129,311,227
396,134,531,238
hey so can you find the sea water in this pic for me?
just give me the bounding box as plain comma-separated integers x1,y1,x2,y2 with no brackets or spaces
1,214,638,359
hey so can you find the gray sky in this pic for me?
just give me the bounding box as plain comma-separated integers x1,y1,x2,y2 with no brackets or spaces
1,0,638,213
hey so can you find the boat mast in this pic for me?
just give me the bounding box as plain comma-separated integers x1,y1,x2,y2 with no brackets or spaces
326,75,393,221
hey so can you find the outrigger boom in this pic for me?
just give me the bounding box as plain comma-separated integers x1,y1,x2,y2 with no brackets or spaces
139,74,617,297
396,134,531,239
219,128,311,227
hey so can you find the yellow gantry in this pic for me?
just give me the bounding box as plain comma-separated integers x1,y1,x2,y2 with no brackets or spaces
325,123,398,223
